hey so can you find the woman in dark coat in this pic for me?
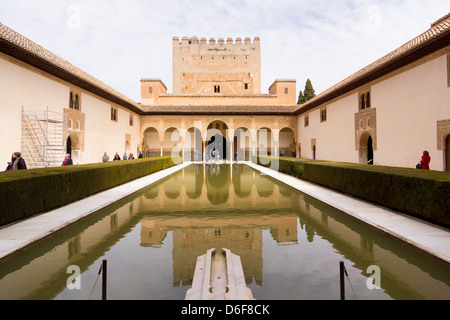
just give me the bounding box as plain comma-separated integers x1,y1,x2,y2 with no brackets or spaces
420,151,431,170
11,152,27,170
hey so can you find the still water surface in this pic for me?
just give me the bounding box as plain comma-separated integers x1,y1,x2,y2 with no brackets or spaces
0,164,449,300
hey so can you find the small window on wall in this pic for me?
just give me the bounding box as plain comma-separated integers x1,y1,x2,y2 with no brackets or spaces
69,92,74,109
129,114,134,127
284,88,289,95
111,107,118,122
320,108,327,123
74,94,80,110
148,87,153,95
304,115,309,127
360,91,371,110
69,92,81,110
214,85,221,93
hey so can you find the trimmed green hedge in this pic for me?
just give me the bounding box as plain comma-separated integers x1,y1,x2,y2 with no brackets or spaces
252,155,450,228
0,156,182,227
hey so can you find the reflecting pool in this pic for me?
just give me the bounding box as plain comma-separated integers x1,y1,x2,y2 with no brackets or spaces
0,164,449,300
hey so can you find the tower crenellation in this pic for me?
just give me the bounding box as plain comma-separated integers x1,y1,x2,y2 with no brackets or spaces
172,36,262,95
172,36,261,46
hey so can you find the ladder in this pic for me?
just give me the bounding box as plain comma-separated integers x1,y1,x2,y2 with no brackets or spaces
21,107,67,169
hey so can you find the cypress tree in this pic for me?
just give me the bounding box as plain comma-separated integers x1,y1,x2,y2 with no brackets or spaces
303,78,316,102
297,90,306,105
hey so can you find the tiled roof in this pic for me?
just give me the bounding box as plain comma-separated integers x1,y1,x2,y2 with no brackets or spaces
141,104,299,115
294,12,450,115
0,22,144,114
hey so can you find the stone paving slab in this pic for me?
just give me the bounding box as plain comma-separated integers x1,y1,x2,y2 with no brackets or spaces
245,162,450,264
0,162,191,261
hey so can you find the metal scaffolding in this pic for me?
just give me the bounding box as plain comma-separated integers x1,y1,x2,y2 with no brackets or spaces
21,107,67,169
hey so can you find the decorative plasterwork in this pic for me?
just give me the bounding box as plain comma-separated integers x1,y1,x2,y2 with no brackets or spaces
355,108,377,150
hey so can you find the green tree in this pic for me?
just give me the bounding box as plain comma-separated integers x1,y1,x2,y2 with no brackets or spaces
298,79,316,104
297,90,306,105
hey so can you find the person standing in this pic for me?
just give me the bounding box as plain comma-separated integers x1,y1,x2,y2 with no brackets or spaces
123,153,128,160
102,152,110,163
420,151,431,170
62,154,73,166
113,152,121,161
11,152,27,170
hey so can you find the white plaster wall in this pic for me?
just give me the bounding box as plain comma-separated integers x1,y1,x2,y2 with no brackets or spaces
298,93,358,163
0,54,69,167
0,54,141,167
374,54,450,170
297,52,450,171
82,93,141,164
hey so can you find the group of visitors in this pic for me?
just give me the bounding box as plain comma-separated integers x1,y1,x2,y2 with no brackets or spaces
4,150,433,171
103,151,143,162
206,148,220,163
5,152,27,171
279,150,296,158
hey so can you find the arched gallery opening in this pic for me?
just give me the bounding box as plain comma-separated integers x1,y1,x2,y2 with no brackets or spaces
206,121,228,161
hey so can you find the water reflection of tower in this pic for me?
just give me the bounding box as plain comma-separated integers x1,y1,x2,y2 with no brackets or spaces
139,164,299,288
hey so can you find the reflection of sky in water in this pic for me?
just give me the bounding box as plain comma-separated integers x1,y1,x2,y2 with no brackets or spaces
0,164,449,300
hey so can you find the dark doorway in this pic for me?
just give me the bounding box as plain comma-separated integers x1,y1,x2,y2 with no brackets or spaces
66,136,72,156
367,136,374,165
207,134,227,160
446,135,450,172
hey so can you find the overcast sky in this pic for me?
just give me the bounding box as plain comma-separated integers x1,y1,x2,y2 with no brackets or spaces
1,0,449,102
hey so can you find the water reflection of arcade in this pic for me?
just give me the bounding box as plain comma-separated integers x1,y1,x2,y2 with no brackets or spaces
139,164,300,287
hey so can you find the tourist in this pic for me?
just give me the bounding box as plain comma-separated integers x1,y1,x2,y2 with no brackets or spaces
113,152,121,161
11,152,27,170
5,159,13,171
138,151,143,159
129,153,135,160
62,154,73,166
123,153,128,160
419,151,431,170
102,152,109,162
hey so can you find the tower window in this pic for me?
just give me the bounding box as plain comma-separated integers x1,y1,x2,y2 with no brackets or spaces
214,85,221,93
244,83,249,90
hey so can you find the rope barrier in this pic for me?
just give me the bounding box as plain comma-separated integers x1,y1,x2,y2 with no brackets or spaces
88,262,103,300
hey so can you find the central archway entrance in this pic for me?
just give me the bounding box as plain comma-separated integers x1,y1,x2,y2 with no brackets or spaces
206,121,228,162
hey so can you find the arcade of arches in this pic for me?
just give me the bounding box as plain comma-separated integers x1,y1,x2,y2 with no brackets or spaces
141,116,298,161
